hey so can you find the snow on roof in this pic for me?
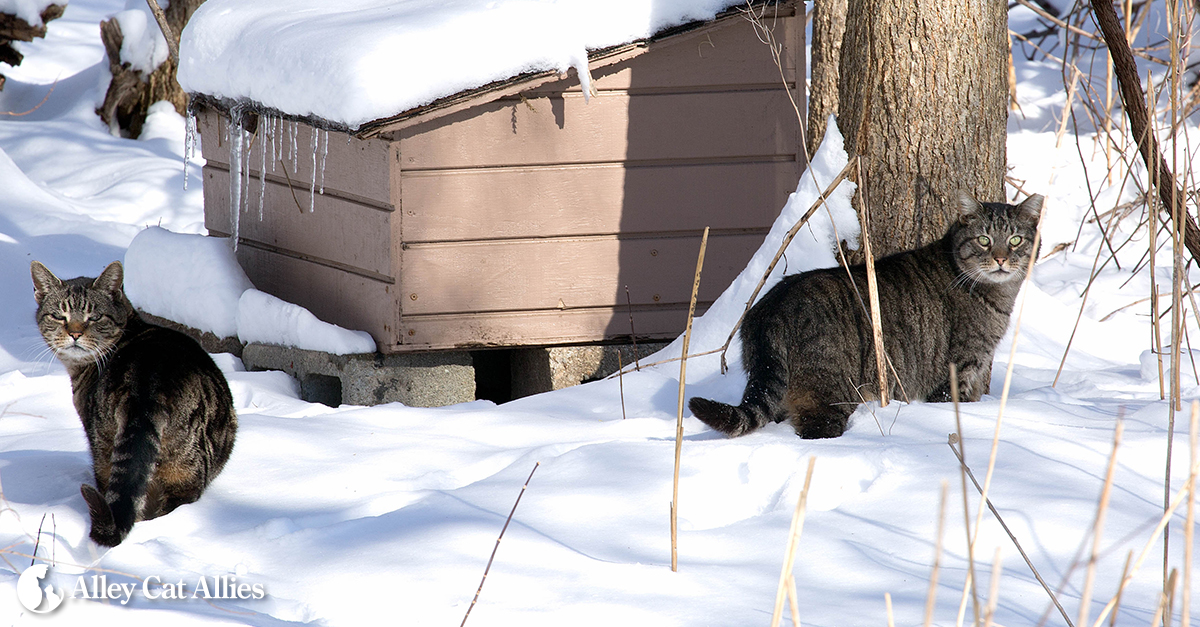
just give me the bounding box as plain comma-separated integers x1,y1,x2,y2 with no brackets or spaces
178,0,749,130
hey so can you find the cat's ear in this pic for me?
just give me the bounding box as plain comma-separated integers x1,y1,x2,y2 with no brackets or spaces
92,261,125,296
957,191,984,224
1016,194,1044,226
30,261,62,305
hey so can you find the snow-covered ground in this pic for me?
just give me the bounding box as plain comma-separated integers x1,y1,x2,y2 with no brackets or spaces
1,1,1198,625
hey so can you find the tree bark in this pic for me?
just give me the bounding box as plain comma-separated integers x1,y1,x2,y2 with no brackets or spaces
1092,0,1200,263
98,0,205,138
0,4,65,90
836,0,1008,258
806,0,846,157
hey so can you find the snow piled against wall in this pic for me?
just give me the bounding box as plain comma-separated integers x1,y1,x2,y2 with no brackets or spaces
124,226,375,354
178,0,748,128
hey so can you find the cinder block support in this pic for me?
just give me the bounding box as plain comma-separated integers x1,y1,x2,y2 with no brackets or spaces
510,342,668,399
241,343,475,408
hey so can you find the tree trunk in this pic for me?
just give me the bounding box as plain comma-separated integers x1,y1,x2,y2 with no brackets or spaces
98,0,205,138
0,4,65,91
836,0,1008,258
806,0,846,157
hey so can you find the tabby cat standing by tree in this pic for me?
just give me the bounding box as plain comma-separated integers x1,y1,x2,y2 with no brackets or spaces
32,261,237,546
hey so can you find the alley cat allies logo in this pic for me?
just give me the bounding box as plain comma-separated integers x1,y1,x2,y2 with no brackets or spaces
14,563,266,611
17,563,65,613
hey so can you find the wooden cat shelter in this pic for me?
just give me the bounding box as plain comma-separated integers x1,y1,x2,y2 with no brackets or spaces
193,1,806,356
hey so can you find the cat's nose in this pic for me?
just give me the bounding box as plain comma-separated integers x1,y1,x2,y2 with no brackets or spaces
68,331,84,340
994,256,1008,267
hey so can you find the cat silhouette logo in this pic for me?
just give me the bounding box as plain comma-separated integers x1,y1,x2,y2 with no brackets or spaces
17,563,65,613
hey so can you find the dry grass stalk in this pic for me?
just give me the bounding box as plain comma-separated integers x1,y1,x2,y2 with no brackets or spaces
785,573,801,627
672,227,709,573
625,286,640,370
886,591,895,627
1110,550,1134,627
856,158,889,407
1183,401,1197,627
950,364,982,627
771,456,817,627
923,481,949,627
983,547,1004,627
1078,417,1124,627
460,461,540,627
948,437,1074,627
1089,472,1196,627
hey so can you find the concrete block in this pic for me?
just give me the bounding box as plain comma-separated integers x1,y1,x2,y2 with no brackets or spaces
510,342,668,399
241,343,475,407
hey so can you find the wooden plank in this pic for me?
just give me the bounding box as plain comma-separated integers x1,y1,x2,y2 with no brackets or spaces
398,89,801,171
204,165,395,279
233,244,400,350
399,232,762,315
394,304,710,352
577,10,799,94
400,160,797,242
197,108,397,206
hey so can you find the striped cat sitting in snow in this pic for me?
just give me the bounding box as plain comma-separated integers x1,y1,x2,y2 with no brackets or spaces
689,192,1043,439
32,261,237,546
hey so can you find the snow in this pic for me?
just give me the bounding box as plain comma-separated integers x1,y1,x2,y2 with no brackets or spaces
111,0,168,75
0,0,58,26
177,0,749,129
0,1,1198,626
125,226,377,354
124,226,252,339
237,289,376,355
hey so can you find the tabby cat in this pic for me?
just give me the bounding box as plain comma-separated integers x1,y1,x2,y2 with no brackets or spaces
689,192,1043,439
32,261,237,546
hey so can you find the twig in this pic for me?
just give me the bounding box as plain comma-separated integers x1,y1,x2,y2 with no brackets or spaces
923,481,949,627
771,457,817,627
617,351,626,420
0,78,57,117
886,592,895,627
460,462,540,627
277,160,305,213
625,286,640,370
672,227,708,573
947,439,1075,627
144,0,178,65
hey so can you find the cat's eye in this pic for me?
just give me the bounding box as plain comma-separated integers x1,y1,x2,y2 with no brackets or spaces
48,312,66,321
976,235,992,247
86,313,103,322
1008,235,1024,247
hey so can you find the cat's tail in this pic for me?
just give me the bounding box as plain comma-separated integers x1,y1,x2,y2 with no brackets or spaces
86,418,162,546
688,327,789,437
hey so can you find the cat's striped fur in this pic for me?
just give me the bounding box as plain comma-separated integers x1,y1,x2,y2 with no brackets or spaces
689,193,1043,439
32,261,237,546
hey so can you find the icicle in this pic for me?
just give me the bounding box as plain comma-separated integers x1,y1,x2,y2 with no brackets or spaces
258,123,267,220
309,127,318,212
182,109,196,190
319,129,328,195
228,108,245,253
290,121,298,170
